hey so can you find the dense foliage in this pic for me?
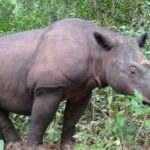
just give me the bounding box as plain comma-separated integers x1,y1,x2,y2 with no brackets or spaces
0,0,150,149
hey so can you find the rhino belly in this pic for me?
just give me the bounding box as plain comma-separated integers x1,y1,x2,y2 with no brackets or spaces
0,85,33,115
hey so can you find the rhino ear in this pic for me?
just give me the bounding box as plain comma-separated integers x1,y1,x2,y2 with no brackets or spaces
93,32,113,50
137,32,147,48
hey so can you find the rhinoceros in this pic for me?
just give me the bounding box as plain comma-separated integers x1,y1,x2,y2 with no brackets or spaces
0,18,149,150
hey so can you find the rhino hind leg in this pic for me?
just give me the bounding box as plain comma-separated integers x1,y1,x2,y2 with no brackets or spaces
0,109,21,143
60,93,91,150
26,88,62,148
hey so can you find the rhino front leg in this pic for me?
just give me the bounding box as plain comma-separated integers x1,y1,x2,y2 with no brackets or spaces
27,89,62,149
0,110,21,143
60,93,91,150
0,109,22,149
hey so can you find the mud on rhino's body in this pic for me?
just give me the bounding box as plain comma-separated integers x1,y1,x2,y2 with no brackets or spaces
0,18,149,150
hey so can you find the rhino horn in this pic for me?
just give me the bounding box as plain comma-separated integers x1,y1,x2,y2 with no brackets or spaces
142,60,150,68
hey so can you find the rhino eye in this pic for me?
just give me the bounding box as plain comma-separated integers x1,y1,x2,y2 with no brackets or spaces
130,66,136,74
129,66,138,78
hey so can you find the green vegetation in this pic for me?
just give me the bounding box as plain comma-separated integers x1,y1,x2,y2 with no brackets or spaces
0,0,150,149
0,140,4,150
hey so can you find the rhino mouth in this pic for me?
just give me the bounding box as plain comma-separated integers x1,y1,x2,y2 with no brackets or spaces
143,96,150,105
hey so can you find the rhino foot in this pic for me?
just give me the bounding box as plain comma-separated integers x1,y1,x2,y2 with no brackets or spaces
60,141,75,150
25,145,48,150
5,142,24,150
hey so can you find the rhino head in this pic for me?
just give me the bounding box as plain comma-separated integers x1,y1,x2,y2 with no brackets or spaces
94,31,150,104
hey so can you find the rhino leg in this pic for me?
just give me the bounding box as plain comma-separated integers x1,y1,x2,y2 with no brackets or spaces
27,89,62,148
0,128,4,140
60,93,91,150
0,109,21,143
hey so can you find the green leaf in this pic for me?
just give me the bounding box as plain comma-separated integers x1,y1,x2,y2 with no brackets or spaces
134,90,143,103
145,119,150,129
131,99,139,108
117,110,125,127
0,140,4,150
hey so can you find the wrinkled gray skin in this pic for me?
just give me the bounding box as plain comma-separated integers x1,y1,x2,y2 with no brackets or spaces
0,18,149,150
